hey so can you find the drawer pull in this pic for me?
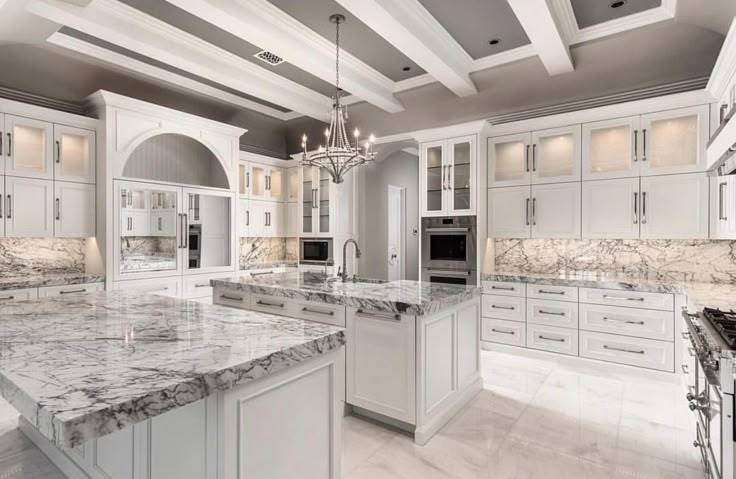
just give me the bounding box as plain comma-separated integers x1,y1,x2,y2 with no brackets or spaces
602,316,645,325
602,294,645,302
250,271,275,277
220,294,244,302
491,328,515,335
0,296,16,301
59,289,86,295
538,335,565,343
256,300,284,308
194,283,210,288
538,290,565,295
302,307,335,317
356,309,401,321
603,344,645,355
491,305,515,310
490,285,516,291
538,309,566,316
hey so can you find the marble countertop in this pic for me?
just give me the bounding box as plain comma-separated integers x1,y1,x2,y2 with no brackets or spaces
240,261,298,271
212,272,481,315
0,273,105,291
0,291,344,448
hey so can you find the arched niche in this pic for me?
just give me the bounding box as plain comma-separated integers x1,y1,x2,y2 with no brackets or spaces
122,133,230,189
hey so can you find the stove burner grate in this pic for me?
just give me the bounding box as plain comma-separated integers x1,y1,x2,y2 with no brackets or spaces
703,307,736,349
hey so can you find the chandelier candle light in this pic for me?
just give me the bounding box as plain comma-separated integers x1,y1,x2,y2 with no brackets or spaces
301,13,376,184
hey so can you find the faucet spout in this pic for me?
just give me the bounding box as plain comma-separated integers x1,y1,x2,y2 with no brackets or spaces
341,239,361,282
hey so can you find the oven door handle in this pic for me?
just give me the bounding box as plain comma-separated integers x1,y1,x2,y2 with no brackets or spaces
424,227,470,233
426,269,471,276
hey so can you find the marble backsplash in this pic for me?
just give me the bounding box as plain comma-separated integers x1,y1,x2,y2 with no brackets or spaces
493,239,736,284
0,238,86,277
240,237,297,268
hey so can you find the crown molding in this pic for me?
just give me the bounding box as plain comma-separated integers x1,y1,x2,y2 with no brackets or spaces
240,150,292,166
0,90,99,129
0,85,85,116
706,18,736,101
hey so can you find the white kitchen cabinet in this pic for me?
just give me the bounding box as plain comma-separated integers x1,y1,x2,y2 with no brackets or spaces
526,323,579,356
711,175,736,239
582,178,640,239
530,182,581,239
488,185,531,238
53,124,95,184
639,173,709,239
488,133,531,187
4,176,53,237
149,211,177,237
526,298,579,329
579,331,674,372
54,181,95,237
4,115,53,180
286,166,299,203
300,166,333,236
346,308,416,424
481,317,526,347
0,176,4,237
481,294,526,322
0,288,37,302
238,162,249,198
421,136,476,216
582,116,640,180
238,198,250,236
248,199,283,237
249,163,284,202
530,125,581,184
639,105,709,176
286,201,298,237
113,278,182,298
38,283,104,297
120,210,149,237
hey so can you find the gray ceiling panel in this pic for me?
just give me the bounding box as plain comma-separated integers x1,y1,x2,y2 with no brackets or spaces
418,0,530,59
571,0,662,29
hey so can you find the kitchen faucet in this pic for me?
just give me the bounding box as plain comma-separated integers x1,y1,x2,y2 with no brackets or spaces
340,239,361,282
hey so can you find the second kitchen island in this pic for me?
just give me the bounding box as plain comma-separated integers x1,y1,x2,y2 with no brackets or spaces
211,272,482,445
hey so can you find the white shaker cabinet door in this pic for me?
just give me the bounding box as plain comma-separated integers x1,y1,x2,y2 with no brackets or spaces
530,125,581,185
530,182,581,239
0,177,4,237
54,124,96,184
55,181,95,237
4,176,54,237
639,105,709,176
711,176,736,239
582,116,640,180
640,173,709,239
582,178,640,239
488,133,531,187
488,186,531,238
286,201,298,237
4,115,54,180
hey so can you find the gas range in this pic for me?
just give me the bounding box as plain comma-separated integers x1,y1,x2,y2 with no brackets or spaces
685,308,736,387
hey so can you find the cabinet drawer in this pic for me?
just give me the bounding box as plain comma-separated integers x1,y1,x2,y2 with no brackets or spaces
481,318,525,347
579,331,674,372
482,281,525,297
579,288,674,311
481,295,526,322
183,274,235,299
527,324,578,356
38,283,104,297
291,300,346,327
213,286,249,309
114,278,180,298
0,288,38,302
527,299,578,329
527,283,578,302
250,294,292,316
579,303,674,341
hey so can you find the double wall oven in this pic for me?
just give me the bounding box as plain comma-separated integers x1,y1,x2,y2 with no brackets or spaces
421,216,477,285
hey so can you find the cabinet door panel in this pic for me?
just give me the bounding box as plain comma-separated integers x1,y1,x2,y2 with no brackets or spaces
5,176,53,237
640,105,709,176
530,182,581,239
422,140,446,216
54,124,95,184
711,176,736,239
531,125,581,184
91,427,134,479
238,161,249,197
55,181,95,237
0,178,4,237
268,166,285,202
4,115,54,180
286,201,298,237
316,167,331,235
286,167,299,202
488,133,531,187
582,178,640,239
249,163,268,200
640,173,708,239
488,186,530,238
448,136,476,215
582,116,640,180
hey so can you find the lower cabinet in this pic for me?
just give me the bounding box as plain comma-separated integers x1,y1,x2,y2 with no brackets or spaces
481,317,526,347
526,323,579,356
38,283,104,297
579,331,674,372
0,287,38,302
113,278,181,298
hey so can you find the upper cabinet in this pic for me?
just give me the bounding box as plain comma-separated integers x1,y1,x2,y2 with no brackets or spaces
488,133,529,188
248,163,284,202
54,125,96,184
300,166,332,236
421,135,476,217
238,162,249,197
286,167,299,203
4,115,53,180
582,116,640,180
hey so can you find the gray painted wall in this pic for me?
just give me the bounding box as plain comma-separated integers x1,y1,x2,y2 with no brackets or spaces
357,150,419,281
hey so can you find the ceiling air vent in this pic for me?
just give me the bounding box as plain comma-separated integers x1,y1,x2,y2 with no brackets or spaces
254,50,285,66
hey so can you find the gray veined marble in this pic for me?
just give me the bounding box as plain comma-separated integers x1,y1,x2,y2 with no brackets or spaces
239,237,298,269
0,238,87,278
212,271,481,315
482,271,689,294
0,291,344,448
0,273,105,292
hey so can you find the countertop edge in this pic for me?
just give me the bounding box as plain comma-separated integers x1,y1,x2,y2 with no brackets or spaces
0,274,106,291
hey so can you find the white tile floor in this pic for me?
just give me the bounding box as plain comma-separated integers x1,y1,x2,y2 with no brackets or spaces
0,350,705,479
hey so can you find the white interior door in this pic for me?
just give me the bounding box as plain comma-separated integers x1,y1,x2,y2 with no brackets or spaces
640,173,709,239
387,185,405,281
488,186,531,238
582,178,640,239
531,182,581,239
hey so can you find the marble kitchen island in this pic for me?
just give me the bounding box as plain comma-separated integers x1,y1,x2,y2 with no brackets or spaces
211,272,482,445
0,291,345,479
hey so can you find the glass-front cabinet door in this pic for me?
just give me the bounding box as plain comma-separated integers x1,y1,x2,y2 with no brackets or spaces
582,116,640,180
639,105,709,176
4,115,53,180
268,167,284,202
286,167,299,202
183,188,233,273
530,125,581,184
250,163,267,200
54,125,95,184
422,140,445,216
239,162,249,197
448,136,475,215
301,166,314,235
488,133,531,187
317,167,331,235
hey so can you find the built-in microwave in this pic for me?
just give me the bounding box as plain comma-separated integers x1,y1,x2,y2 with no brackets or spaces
300,238,333,265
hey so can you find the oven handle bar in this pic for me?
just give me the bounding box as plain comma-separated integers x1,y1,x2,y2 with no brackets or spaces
426,269,472,277
424,227,470,233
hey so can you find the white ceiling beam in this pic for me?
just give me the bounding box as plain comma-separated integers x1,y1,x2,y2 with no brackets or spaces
333,0,477,97
506,0,574,76
47,32,293,120
163,0,404,114
26,0,332,120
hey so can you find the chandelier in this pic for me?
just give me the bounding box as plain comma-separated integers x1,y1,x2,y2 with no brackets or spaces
300,14,375,184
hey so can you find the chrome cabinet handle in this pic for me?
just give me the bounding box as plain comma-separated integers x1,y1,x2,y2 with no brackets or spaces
641,129,647,161
604,344,645,355
55,140,61,164
246,171,250,188
59,289,86,295
256,299,284,308
526,198,530,226
633,130,638,162
525,144,530,172
532,198,537,226
6,195,11,219
603,316,645,325
0,132,3,156
538,289,564,295
158,217,162,231
220,294,244,302
633,192,638,224
447,164,453,189
6,133,10,157
0,296,15,301
538,309,566,316
441,165,446,190
0,193,3,219
183,214,188,248
246,210,250,226
55,198,60,221
302,307,335,316
532,144,537,172
602,294,645,302
250,271,274,277
194,283,210,288
490,285,515,291
720,182,728,221
491,304,515,310
356,309,401,321
538,335,565,343
641,192,647,224
491,328,515,335
313,189,318,209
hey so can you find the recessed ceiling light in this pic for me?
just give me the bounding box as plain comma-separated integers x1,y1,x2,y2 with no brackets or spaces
402,66,412,72
609,0,627,8
489,38,502,46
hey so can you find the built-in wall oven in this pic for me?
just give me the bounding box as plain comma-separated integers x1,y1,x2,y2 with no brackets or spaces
421,216,477,285
299,238,333,265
